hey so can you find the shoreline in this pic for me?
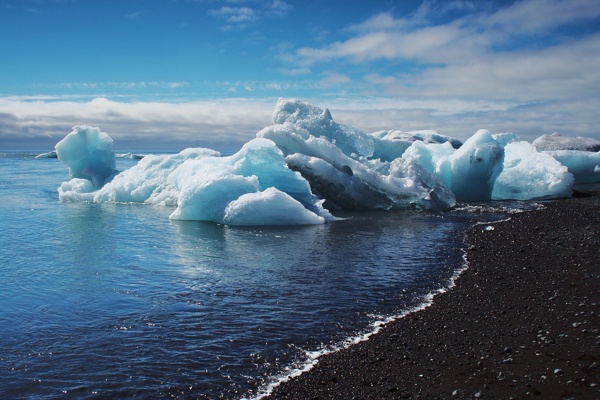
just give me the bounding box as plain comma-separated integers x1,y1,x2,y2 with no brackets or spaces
264,190,600,399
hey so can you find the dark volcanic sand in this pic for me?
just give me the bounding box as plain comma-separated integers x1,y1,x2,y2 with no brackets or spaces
266,191,600,399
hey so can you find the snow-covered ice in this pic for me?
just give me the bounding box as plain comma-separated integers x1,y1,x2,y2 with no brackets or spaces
533,133,600,152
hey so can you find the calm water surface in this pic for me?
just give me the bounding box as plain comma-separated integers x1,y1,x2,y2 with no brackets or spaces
0,152,498,399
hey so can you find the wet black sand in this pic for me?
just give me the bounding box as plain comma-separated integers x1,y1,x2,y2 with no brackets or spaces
266,190,600,399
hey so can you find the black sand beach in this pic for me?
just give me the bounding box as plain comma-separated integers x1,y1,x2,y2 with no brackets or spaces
266,190,600,399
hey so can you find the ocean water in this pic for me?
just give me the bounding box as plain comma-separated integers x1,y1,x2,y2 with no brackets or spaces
0,151,509,399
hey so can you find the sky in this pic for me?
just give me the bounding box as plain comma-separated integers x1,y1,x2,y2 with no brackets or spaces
1,0,599,151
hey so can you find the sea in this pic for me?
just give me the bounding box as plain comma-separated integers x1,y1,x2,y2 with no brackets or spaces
0,151,525,399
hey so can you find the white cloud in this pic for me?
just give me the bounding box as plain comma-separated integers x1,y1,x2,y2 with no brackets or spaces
207,0,291,28
268,0,292,17
282,0,600,139
483,0,600,35
34,81,190,91
319,72,351,88
2,93,598,153
0,97,276,151
208,6,257,23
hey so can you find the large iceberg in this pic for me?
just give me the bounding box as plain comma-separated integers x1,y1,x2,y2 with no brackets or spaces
54,99,592,225
58,135,334,225
258,99,456,211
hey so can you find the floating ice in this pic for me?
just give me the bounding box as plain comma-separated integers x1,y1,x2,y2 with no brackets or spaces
59,147,218,204
533,133,600,152
55,125,119,189
492,132,519,147
273,99,374,158
55,99,593,225
402,130,504,202
448,130,504,202
58,134,333,225
371,129,462,162
492,141,574,200
223,187,327,226
167,138,333,223
259,100,455,211
543,150,600,184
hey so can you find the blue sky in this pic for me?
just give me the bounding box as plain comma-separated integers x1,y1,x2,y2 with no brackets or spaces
1,0,599,151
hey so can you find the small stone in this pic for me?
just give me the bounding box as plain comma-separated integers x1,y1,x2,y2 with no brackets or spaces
474,391,483,398
554,368,563,375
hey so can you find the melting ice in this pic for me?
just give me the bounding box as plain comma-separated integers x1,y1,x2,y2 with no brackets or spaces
55,99,600,225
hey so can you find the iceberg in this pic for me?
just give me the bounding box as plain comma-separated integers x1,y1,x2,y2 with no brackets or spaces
58,147,218,204
543,150,600,184
492,141,574,200
167,138,333,223
448,130,504,202
532,133,600,152
55,125,119,189
402,130,504,202
55,99,593,225
530,133,600,183
259,99,456,211
58,132,333,225
371,129,462,162
273,99,375,158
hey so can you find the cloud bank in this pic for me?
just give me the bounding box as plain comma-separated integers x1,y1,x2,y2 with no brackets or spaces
1,0,599,150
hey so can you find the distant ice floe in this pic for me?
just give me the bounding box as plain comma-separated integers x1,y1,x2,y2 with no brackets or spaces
54,99,599,226
533,132,600,152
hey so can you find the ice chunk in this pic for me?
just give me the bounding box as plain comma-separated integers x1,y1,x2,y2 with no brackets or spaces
532,133,600,152
57,178,96,202
492,133,519,147
223,187,326,225
57,130,333,225
169,169,261,222
58,147,218,204
544,150,600,184
96,148,218,205
35,151,57,159
55,125,119,189
272,98,374,158
402,130,504,202
371,129,462,162
492,141,574,200
166,138,334,223
448,130,504,202
260,123,455,211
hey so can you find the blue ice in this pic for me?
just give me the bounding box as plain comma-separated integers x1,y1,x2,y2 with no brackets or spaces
55,99,597,225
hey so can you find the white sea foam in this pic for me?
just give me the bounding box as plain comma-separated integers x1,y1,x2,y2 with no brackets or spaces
246,245,473,400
